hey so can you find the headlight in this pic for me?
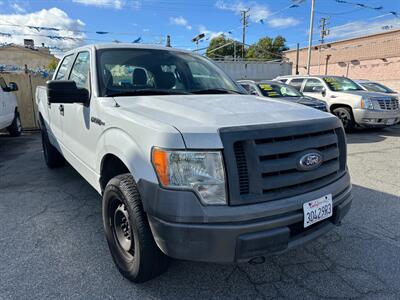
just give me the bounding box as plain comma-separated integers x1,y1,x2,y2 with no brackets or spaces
151,148,227,205
361,98,374,109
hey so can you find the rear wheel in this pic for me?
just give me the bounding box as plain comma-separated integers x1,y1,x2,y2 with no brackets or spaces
7,111,22,137
41,127,65,168
333,107,355,132
103,174,169,283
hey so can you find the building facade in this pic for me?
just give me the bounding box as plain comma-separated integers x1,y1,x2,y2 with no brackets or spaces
284,29,400,91
0,42,57,72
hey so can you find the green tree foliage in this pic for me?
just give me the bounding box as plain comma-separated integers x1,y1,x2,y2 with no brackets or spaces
245,36,289,60
205,35,243,59
47,58,58,72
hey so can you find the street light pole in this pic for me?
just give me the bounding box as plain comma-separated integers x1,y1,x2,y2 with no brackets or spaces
306,0,315,75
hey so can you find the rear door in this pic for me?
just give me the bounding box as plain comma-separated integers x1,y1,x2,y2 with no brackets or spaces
49,54,75,144
0,78,15,128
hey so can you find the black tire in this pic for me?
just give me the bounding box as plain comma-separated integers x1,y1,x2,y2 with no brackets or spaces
7,111,22,137
102,174,169,283
41,127,65,168
333,107,355,132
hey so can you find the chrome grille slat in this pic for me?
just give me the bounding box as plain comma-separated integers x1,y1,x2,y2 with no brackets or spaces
372,97,399,110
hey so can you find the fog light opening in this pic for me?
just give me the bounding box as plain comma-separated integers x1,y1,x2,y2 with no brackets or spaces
248,256,266,265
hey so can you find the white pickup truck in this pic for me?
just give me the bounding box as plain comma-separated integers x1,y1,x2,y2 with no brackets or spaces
36,44,352,283
0,77,22,136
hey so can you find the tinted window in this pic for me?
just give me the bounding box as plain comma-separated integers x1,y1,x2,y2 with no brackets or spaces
323,77,362,91
360,82,394,93
258,82,301,97
55,55,74,80
303,78,324,93
69,52,90,89
288,78,304,91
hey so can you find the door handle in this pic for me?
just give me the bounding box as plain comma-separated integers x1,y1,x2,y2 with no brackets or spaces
59,104,64,116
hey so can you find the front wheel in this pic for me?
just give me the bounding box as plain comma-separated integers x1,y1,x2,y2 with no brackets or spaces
7,111,22,137
333,107,355,132
102,174,169,283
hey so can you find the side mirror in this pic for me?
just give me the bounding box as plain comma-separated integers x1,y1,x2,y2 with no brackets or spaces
47,80,89,104
8,82,18,92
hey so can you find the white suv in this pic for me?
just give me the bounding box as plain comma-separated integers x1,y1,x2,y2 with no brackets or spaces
0,77,22,136
276,75,400,131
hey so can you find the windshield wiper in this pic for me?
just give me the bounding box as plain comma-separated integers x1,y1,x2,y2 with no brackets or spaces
105,89,191,97
191,88,244,95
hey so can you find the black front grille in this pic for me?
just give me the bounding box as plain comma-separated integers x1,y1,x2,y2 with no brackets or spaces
220,118,346,205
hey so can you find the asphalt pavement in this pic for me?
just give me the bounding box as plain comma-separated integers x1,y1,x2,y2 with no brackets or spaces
0,126,399,299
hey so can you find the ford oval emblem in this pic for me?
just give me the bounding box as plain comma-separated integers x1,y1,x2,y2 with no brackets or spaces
298,152,323,171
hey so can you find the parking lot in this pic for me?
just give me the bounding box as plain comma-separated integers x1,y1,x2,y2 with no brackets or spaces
0,127,399,300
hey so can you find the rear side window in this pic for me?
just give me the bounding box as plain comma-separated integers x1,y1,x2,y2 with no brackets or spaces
278,79,288,83
288,78,304,91
69,52,90,89
55,55,74,80
303,78,324,93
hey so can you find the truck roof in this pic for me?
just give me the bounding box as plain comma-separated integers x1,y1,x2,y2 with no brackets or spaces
276,75,346,79
64,43,193,56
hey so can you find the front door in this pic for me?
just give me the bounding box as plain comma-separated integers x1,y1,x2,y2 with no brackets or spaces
61,50,102,175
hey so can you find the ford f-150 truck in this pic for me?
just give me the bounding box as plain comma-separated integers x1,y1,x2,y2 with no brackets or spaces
36,44,352,283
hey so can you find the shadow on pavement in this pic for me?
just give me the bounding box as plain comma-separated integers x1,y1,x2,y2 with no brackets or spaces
346,124,400,144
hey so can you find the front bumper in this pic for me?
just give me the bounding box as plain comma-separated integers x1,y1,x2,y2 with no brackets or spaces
353,108,400,127
138,172,352,263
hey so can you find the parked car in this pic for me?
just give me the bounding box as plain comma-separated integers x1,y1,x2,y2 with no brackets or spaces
36,44,352,283
276,75,400,131
0,77,22,136
355,80,399,97
238,79,328,111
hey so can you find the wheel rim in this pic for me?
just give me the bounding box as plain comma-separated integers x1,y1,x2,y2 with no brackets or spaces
112,202,134,255
336,111,349,127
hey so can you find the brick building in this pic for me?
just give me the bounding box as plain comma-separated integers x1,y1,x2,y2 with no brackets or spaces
283,29,400,91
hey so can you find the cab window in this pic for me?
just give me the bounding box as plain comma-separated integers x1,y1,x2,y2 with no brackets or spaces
288,78,304,91
55,54,74,80
303,78,324,93
69,52,90,89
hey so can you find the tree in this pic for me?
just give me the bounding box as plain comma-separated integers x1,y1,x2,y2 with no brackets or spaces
246,35,289,60
206,35,243,59
47,58,58,72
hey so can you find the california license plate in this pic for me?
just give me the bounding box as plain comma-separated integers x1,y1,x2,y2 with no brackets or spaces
386,119,395,125
303,194,333,228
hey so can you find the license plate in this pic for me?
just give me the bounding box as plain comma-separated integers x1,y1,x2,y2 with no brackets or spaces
303,194,333,228
386,119,395,125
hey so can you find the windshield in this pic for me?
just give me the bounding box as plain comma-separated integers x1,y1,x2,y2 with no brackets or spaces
258,82,302,97
360,82,395,94
97,48,244,96
322,76,362,92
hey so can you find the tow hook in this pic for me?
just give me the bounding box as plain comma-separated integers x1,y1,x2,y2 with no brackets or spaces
248,256,266,265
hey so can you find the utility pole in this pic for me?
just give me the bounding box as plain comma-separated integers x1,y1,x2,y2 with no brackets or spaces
325,54,331,75
295,43,300,75
318,17,330,74
306,0,315,74
166,35,171,47
241,9,249,59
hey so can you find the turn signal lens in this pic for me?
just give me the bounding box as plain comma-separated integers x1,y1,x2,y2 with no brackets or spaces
151,148,169,186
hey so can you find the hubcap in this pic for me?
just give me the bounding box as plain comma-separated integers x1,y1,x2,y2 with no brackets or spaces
337,111,349,127
113,203,133,252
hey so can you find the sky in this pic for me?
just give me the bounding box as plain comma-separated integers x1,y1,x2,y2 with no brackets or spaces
0,0,399,55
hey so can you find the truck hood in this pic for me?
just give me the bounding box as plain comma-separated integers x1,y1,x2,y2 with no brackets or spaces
334,90,391,98
115,94,333,148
